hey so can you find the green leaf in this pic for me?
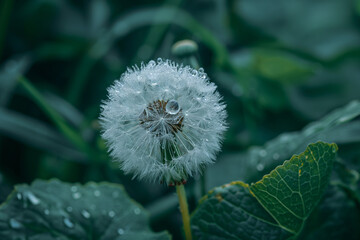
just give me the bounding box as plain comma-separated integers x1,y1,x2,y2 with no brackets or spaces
18,76,93,159
253,49,314,84
207,100,360,188
287,60,360,119
0,108,86,161
299,185,360,240
0,179,170,240
0,56,30,106
192,142,338,239
43,92,85,128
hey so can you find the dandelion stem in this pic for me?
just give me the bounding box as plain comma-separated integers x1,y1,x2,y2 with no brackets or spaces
189,55,199,69
176,184,192,240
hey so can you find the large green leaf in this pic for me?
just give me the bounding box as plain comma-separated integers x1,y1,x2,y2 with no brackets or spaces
0,179,170,240
191,142,338,239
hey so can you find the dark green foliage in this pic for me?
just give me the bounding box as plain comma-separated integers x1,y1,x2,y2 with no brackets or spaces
191,142,338,239
1,0,360,239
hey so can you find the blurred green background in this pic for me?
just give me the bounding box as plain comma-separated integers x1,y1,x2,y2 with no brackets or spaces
1,0,360,238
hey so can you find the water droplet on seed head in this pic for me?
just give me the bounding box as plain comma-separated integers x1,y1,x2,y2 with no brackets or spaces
166,100,180,115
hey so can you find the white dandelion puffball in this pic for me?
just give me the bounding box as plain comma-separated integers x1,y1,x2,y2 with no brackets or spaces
100,59,227,184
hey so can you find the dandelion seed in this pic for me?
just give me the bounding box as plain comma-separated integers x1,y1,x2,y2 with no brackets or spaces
100,59,227,184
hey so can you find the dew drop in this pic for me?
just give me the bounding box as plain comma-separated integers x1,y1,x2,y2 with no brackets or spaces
70,186,78,192
273,153,280,160
256,163,264,171
66,206,73,212
81,210,91,219
63,218,74,228
9,218,22,229
259,150,267,157
72,192,81,199
166,100,180,115
16,193,22,200
199,73,207,79
27,192,40,205
94,190,101,197
191,69,198,76
134,208,141,215
108,211,116,218
117,228,124,235
44,209,50,215
148,60,156,67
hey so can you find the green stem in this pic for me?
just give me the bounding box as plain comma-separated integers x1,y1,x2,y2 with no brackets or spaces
176,184,192,240
188,56,199,69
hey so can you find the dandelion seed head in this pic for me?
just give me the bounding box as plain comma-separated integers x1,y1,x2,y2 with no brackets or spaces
100,59,227,184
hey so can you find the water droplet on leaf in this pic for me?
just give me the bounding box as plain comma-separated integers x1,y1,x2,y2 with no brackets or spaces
9,218,22,229
118,228,124,235
108,211,116,218
44,209,50,215
259,150,267,157
70,186,78,192
27,192,40,205
66,206,73,212
16,193,22,200
134,208,141,215
256,163,264,171
63,218,74,228
72,192,81,199
94,190,101,197
81,210,91,219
